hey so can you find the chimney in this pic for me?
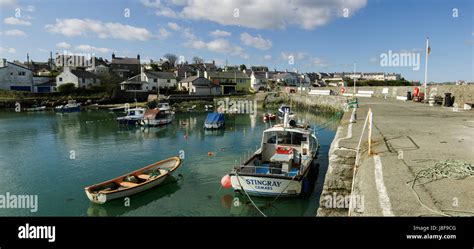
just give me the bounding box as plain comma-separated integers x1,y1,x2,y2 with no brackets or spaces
185,71,187,79
197,70,200,78
265,71,269,79
137,54,140,60
212,60,215,65
112,53,115,59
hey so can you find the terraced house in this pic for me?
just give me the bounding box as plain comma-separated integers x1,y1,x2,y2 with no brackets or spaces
204,71,250,94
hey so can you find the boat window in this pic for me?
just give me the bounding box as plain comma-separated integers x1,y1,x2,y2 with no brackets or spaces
264,131,277,144
129,110,135,115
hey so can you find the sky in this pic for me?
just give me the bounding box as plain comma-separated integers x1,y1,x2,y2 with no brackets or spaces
0,0,472,82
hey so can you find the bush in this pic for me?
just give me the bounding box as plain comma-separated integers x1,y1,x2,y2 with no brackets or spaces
58,83,76,93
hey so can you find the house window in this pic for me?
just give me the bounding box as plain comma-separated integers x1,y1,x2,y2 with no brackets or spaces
167,79,170,83
59,77,63,82
82,78,86,83
154,79,157,83
18,72,26,76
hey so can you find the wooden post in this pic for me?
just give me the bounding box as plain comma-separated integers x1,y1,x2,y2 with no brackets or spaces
368,108,372,155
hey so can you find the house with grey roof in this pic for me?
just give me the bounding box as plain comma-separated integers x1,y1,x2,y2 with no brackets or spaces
178,75,221,95
120,67,177,92
110,53,140,79
56,67,101,89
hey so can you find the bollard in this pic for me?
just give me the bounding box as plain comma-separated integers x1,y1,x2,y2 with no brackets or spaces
350,110,357,123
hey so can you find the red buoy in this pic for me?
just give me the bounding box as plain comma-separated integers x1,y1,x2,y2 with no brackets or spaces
221,174,232,189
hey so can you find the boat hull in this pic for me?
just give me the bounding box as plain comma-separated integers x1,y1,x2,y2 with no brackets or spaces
229,174,303,197
85,175,169,204
116,118,141,125
141,118,173,127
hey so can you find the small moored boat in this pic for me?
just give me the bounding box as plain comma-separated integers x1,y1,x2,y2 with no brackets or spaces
204,112,225,129
263,113,277,122
116,107,145,125
140,108,173,127
84,156,182,204
55,100,81,112
26,105,46,112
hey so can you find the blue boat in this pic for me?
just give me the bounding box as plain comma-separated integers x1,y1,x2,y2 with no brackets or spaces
204,113,225,129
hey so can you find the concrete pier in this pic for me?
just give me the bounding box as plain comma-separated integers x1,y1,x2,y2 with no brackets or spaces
317,97,474,216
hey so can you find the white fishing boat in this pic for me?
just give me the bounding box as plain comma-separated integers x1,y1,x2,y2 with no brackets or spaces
55,100,81,112
157,103,171,111
116,107,145,125
26,105,46,112
226,111,319,197
140,108,174,127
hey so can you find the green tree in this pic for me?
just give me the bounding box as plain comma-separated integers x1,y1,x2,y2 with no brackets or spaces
58,83,76,93
239,64,247,71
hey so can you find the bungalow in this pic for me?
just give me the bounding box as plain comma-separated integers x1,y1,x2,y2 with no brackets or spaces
0,58,34,91
178,75,221,95
56,67,100,89
204,70,251,94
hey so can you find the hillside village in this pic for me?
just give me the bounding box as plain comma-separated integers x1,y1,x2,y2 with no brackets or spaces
0,53,408,96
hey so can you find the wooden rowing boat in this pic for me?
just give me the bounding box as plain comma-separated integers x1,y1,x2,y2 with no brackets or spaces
84,157,182,204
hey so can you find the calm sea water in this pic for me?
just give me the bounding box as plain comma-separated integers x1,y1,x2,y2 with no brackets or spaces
0,108,338,216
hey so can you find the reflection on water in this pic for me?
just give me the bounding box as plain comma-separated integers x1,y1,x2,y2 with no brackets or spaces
0,108,338,216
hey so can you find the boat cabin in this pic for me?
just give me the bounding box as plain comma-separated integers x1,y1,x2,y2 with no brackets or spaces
239,125,317,178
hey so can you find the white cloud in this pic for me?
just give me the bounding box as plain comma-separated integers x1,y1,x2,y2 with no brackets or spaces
56,42,71,49
167,22,181,31
263,55,272,60
182,28,248,58
209,29,231,38
0,0,17,6
45,18,153,41
75,44,111,54
25,5,35,12
240,32,272,50
4,17,31,26
281,52,307,61
158,27,171,39
0,46,16,54
142,0,367,30
4,29,26,36
141,0,177,18
309,57,329,67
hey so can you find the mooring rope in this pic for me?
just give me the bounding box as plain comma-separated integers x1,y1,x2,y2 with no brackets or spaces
409,159,474,216
234,170,267,217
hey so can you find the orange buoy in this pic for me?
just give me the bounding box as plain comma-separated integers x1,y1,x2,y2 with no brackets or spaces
221,174,232,189
208,151,214,156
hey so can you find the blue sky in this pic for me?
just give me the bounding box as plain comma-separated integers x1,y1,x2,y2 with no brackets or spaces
0,0,472,82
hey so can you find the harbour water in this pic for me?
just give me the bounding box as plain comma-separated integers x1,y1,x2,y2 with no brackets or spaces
0,109,338,216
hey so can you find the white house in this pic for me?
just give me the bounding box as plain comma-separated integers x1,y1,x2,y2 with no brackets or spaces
385,73,401,81
178,75,221,95
120,68,177,92
56,67,100,89
0,58,34,91
362,73,385,81
250,71,268,91
272,72,300,86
